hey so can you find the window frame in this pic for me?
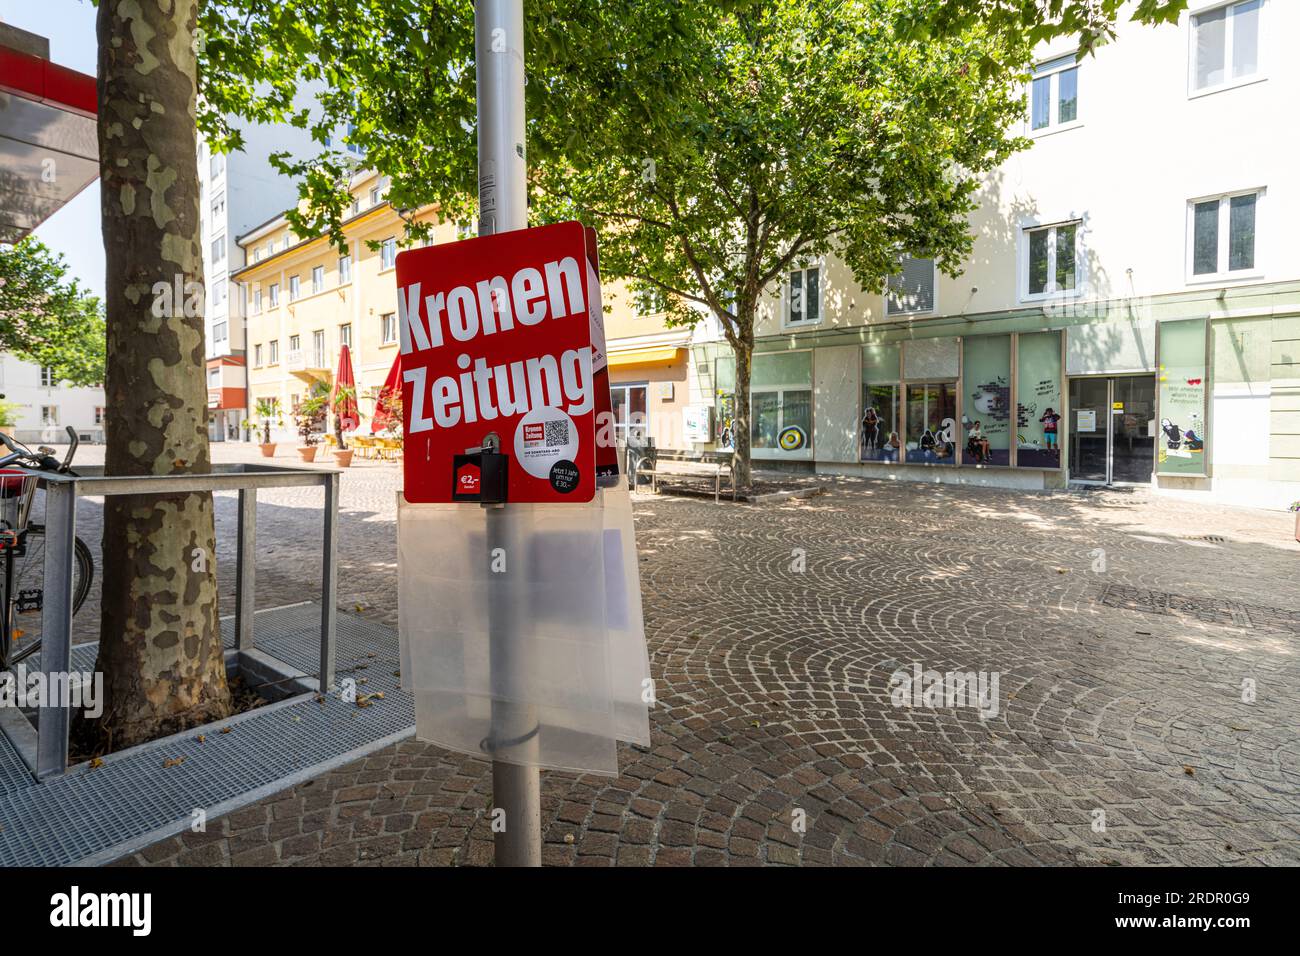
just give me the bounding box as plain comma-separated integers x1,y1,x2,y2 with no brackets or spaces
381,312,398,346
380,237,397,271
885,256,939,317
268,340,279,365
1018,219,1084,303
338,255,352,285
1188,0,1265,99
311,265,325,294
1185,186,1264,283
1026,53,1082,136
782,262,824,330
288,275,301,301
268,283,280,307
339,323,352,349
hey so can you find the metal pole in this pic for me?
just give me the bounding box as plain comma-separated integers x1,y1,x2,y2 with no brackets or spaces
476,0,541,867
235,487,256,651
36,480,77,779
319,472,338,692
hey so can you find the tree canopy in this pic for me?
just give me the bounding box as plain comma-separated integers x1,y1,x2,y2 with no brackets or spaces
0,238,106,386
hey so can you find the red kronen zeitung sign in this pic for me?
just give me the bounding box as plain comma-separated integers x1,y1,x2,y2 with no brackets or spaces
396,221,600,503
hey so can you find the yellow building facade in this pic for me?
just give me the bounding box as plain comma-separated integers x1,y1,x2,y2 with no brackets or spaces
234,169,689,450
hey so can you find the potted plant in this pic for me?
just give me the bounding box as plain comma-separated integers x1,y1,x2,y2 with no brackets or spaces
252,398,281,457
332,384,360,468
293,395,328,463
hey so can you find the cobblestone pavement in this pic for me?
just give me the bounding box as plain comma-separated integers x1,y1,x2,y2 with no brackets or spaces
60,444,1300,866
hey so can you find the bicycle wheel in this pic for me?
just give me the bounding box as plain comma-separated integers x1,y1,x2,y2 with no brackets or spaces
2,525,94,667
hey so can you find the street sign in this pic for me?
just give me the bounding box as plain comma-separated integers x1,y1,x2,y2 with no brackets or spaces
396,220,598,503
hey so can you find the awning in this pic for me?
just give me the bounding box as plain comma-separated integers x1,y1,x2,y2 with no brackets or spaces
608,346,684,369
0,41,98,243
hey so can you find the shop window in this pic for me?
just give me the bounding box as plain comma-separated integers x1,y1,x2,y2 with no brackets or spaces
962,335,1012,466
752,389,812,452
1015,330,1063,468
861,343,902,462
611,383,649,444
1156,318,1209,477
904,384,957,463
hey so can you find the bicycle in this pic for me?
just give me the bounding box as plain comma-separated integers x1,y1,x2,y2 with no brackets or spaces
0,425,94,670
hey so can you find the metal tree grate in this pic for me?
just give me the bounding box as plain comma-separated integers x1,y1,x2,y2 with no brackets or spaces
0,604,412,867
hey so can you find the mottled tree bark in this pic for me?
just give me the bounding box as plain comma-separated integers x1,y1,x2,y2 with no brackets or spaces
85,0,231,751
730,322,754,494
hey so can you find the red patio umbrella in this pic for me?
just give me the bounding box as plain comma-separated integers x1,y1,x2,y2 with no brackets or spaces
332,344,360,432
370,353,402,434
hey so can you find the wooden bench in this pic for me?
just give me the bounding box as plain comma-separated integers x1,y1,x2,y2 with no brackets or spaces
635,458,732,503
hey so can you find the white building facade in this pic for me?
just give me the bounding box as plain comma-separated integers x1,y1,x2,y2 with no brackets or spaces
198,116,323,440
0,355,104,446
683,0,1299,509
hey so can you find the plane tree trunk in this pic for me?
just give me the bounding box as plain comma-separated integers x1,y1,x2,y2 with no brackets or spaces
83,0,232,752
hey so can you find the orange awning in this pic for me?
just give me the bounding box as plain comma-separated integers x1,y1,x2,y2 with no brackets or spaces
607,346,683,369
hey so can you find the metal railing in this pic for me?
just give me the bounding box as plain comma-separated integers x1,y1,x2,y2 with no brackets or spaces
17,462,340,780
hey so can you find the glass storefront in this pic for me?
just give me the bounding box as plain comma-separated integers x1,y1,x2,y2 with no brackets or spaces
962,334,1012,466
861,344,901,462
905,383,957,463
714,351,814,457
1156,318,1209,476
1016,331,1063,468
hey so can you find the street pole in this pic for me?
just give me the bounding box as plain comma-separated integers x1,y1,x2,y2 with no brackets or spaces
475,0,542,867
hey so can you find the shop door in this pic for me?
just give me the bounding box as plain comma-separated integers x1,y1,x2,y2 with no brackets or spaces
1068,376,1156,484
1110,376,1156,483
1068,378,1108,482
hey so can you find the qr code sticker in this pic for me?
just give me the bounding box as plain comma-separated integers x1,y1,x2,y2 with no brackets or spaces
545,419,569,447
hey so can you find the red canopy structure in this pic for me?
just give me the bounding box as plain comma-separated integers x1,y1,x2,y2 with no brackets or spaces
0,24,98,243
332,344,360,432
370,353,402,434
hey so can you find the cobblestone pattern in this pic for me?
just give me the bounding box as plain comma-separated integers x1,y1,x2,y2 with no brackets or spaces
67,446,1299,866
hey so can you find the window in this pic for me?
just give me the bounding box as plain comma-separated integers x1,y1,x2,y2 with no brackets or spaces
886,256,937,315
312,265,325,294
209,153,224,178
289,275,301,301
1189,189,1260,278
369,186,381,207
381,312,398,345
752,389,812,451
211,235,226,263
632,287,668,316
1029,55,1080,132
1191,1,1261,94
289,334,301,352
94,406,105,426
41,406,59,426
1022,221,1080,299
213,320,228,344
350,198,360,217
40,366,55,387
269,340,280,365
264,242,273,260
339,323,352,349
962,335,1012,466
905,384,957,464
786,265,821,326
268,283,280,307
312,330,326,367
338,255,352,284
861,344,902,463
610,383,649,444
380,237,397,270
250,288,262,315
211,192,225,221
283,236,292,251
208,368,220,387
211,278,227,306
254,344,263,367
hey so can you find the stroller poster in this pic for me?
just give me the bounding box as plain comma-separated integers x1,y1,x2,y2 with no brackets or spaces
1155,317,1209,476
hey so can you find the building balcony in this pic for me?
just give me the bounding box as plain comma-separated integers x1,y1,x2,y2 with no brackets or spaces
285,349,331,384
